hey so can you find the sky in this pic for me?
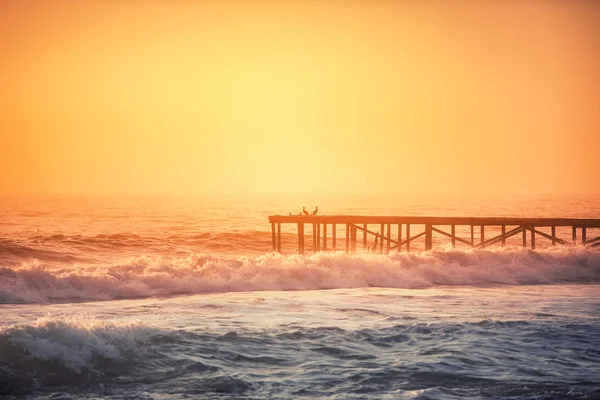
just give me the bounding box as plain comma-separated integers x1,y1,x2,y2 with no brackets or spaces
1,0,599,196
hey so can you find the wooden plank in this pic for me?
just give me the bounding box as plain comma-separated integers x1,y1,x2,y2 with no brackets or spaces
551,226,556,246
277,223,281,253
501,225,506,246
268,216,600,228
390,230,427,250
271,223,276,251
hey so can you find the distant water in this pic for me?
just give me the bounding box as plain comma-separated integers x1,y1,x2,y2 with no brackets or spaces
1,194,599,399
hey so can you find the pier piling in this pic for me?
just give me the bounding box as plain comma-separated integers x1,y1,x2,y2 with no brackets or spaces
268,216,600,254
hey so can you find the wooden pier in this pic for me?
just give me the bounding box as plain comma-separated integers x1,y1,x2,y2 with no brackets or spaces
268,216,600,254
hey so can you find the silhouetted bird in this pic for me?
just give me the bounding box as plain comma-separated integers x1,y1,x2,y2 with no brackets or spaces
312,206,318,215
303,207,309,216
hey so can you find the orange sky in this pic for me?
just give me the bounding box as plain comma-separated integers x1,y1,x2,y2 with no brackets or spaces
1,0,599,196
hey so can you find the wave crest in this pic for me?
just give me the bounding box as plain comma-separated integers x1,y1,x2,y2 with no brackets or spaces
0,248,599,304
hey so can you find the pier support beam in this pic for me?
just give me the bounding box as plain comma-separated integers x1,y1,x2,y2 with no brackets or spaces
332,224,336,250
386,224,391,253
298,223,304,254
268,215,600,253
277,223,281,252
425,224,432,250
470,225,474,246
345,224,350,253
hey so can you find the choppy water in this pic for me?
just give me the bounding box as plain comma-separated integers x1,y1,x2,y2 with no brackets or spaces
1,194,599,399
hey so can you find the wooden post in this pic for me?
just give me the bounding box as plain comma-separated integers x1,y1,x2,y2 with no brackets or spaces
480,225,484,245
501,225,506,246
271,223,276,251
406,224,411,252
323,224,327,251
298,223,304,254
379,224,384,253
312,223,316,251
346,224,350,252
386,224,391,253
470,225,474,247
572,226,577,244
531,227,535,249
316,223,320,251
425,224,432,250
363,223,367,250
278,223,282,252
522,226,527,247
397,224,402,252
451,224,456,248
551,226,556,246
351,226,357,252
332,224,336,250
582,227,587,244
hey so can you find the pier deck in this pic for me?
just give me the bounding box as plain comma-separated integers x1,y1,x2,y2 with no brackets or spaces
268,215,600,254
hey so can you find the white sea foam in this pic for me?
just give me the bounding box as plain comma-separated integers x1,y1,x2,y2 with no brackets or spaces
0,247,598,304
0,315,158,372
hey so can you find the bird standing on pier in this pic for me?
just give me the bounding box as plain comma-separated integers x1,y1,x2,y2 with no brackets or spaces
303,207,309,215
312,206,318,215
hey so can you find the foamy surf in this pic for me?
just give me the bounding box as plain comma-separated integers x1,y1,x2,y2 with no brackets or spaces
1,247,598,304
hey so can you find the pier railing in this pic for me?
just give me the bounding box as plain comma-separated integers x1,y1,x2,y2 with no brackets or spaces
268,216,600,254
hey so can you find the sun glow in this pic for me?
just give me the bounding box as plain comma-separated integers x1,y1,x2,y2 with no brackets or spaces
1,1,599,196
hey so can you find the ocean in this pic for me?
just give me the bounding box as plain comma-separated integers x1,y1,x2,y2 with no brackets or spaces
1,194,599,399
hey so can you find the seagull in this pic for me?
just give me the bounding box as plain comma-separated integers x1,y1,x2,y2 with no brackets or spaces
312,206,318,215
303,207,309,216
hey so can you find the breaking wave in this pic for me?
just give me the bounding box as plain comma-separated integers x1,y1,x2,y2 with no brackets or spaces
1,247,599,304
0,315,165,396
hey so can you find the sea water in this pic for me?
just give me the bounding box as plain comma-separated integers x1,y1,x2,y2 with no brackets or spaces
1,194,599,399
